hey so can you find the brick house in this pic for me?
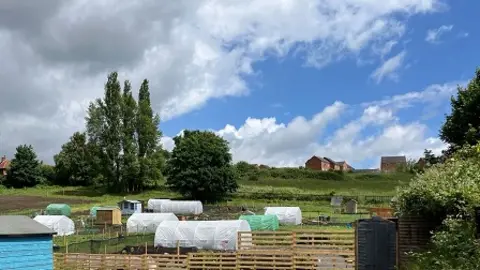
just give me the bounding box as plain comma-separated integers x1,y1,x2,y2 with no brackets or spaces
336,161,354,172
305,156,330,171
323,157,340,170
380,156,406,172
0,156,10,176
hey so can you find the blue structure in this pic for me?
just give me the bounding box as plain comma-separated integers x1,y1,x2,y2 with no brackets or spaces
118,199,143,215
0,215,56,270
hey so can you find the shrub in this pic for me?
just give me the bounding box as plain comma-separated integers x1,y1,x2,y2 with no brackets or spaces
393,156,480,220
408,218,480,270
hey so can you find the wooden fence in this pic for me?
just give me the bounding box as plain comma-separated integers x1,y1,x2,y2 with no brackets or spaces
54,230,355,269
238,230,355,250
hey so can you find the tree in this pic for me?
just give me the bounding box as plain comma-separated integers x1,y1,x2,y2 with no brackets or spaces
121,80,140,192
440,68,480,152
136,79,164,190
54,132,95,186
165,130,238,202
78,72,165,192
5,145,42,188
39,164,56,185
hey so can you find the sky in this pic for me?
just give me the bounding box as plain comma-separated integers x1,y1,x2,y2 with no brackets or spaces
0,0,478,169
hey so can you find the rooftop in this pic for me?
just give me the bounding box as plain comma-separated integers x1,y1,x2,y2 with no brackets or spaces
0,215,56,236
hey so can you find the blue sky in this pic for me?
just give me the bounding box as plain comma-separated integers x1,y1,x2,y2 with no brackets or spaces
157,0,479,168
1,0,478,168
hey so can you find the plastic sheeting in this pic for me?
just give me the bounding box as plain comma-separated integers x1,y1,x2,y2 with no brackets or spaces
239,215,279,231
154,220,251,250
126,213,179,234
147,199,171,212
33,215,75,236
45,203,71,216
264,207,302,225
159,200,203,215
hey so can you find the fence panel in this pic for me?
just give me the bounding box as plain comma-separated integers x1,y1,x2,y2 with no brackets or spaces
188,252,237,270
54,253,187,270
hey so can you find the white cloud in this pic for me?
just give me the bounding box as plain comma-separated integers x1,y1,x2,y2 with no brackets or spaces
370,50,407,83
0,0,444,162
161,81,458,168
425,24,453,43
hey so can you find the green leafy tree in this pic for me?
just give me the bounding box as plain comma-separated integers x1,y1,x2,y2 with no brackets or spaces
136,79,164,190
39,164,56,185
54,132,94,186
166,130,238,202
5,145,42,188
440,68,480,152
121,80,140,192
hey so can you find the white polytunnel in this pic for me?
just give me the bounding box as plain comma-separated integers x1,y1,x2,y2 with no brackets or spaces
264,207,302,225
147,199,171,212
154,220,251,251
33,215,75,236
159,200,203,215
126,213,179,234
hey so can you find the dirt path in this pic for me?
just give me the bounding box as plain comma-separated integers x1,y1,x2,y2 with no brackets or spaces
0,195,91,212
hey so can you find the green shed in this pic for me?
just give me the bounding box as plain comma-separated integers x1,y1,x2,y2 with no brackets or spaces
45,204,71,217
239,214,279,231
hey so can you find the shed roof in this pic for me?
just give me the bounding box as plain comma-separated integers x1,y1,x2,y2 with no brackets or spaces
381,156,406,163
0,215,56,236
119,199,141,204
97,206,120,211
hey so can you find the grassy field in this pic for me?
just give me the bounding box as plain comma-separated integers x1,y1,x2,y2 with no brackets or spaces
0,170,412,248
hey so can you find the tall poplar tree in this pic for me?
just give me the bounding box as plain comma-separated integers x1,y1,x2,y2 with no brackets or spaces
137,79,164,188
121,80,139,191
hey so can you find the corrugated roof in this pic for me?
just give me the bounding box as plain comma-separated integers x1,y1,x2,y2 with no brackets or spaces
119,200,141,204
381,156,407,163
0,215,56,236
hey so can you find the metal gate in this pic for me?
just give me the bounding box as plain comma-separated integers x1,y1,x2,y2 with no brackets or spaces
356,216,397,270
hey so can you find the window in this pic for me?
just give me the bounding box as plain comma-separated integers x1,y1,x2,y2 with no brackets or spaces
130,203,134,210
124,202,129,209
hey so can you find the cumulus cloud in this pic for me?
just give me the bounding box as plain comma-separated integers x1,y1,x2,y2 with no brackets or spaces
0,0,443,162
188,82,457,168
370,50,407,83
425,24,454,43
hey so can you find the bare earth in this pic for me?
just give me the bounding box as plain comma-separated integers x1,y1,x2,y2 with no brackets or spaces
0,195,91,212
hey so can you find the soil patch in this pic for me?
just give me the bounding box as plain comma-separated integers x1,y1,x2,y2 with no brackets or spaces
0,195,91,212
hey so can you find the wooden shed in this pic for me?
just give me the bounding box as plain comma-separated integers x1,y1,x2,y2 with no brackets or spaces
95,207,122,225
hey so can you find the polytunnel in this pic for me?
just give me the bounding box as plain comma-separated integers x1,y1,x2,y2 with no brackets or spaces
147,199,171,212
159,200,203,215
154,220,251,251
33,215,75,236
239,214,279,231
264,207,302,225
126,213,179,234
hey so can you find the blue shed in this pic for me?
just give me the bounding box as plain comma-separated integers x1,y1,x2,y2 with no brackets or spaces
0,215,56,270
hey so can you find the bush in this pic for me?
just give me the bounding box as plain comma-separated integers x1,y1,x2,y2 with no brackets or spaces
408,218,480,270
393,156,480,220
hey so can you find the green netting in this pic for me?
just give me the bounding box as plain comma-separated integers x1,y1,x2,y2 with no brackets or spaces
45,203,71,216
239,215,279,231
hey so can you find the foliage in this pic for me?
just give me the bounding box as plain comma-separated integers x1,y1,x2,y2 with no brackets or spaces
39,164,56,184
166,130,238,202
440,68,480,152
408,218,480,270
393,152,480,220
5,145,42,188
54,132,95,186
70,72,166,192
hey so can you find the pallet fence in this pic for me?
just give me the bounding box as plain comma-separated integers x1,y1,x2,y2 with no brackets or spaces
54,230,355,269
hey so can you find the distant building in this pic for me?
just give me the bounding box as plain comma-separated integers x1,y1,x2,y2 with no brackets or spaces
305,156,331,171
305,156,353,171
416,158,426,170
336,161,354,172
380,156,407,172
323,157,341,171
0,156,10,176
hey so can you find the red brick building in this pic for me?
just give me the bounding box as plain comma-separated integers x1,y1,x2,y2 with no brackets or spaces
380,156,406,172
305,156,331,171
0,156,10,176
